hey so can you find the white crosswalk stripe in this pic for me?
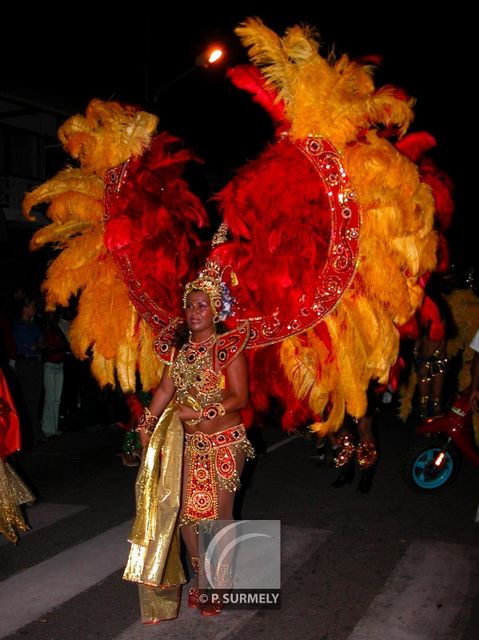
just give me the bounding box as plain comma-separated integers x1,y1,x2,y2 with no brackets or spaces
1,510,478,640
348,540,479,640
0,520,330,639
0,520,132,638
0,503,88,547
114,525,331,640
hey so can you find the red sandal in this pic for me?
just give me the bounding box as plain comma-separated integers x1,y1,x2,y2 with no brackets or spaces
188,586,200,609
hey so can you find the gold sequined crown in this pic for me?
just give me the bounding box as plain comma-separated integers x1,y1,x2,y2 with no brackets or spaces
183,259,224,312
183,223,237,320
183,261,237,320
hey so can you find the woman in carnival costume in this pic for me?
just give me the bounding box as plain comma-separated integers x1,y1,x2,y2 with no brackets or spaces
22,17,441,623
123,256,253,621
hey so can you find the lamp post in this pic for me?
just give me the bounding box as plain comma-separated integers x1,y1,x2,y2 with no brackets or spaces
153,45,225,103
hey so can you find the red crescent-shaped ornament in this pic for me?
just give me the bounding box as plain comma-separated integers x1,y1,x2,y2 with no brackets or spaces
103,134,360,353
241,135,360,348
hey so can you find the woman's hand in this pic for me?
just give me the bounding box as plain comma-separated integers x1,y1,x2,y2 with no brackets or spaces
176,404,201,422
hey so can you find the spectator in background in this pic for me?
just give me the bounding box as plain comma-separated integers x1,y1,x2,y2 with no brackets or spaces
12,297,44,446
58,305,82,428
0,298,17,371
41,310,68,438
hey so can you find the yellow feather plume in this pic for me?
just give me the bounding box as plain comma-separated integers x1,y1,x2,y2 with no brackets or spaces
239,19,437,432
445,289,479,391
23,99,163,393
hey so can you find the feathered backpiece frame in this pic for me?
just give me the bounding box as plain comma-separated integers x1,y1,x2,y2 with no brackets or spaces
23,18,441,434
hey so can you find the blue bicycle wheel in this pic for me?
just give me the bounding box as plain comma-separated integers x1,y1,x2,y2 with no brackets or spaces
404,437,461,493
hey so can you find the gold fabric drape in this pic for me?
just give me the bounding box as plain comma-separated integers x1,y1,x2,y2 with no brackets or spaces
0,460,35,544
123,405,186,622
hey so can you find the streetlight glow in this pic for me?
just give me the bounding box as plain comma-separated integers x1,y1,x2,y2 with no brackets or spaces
207,48,223,65
195,45,225,68
154,43,226,101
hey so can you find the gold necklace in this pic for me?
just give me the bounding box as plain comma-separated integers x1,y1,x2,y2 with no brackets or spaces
187,333,216,351
171,332,222,406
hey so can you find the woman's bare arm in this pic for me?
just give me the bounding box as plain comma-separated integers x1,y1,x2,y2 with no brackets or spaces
220,351,249,413
138,367,175,446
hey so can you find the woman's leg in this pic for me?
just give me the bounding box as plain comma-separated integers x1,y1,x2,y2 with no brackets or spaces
217,449,245,520
197,448,246,616
213,449,246,589
179,450,201,607
180,450,199,559
417,364,431,418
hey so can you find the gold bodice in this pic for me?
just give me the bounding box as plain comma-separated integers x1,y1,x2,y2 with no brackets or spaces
170,334,224,409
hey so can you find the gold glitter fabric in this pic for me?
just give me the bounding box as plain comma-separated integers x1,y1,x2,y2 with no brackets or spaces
123,404,186,622
0,459,34,544
180,424,255,528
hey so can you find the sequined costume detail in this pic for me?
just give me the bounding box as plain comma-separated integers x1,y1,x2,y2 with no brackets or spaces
170,334,224,410
180,424,255,528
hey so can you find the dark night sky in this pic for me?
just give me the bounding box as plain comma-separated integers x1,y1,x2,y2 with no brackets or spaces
2,4,473,271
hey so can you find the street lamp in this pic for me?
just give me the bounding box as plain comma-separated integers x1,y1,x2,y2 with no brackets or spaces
153,44,225,102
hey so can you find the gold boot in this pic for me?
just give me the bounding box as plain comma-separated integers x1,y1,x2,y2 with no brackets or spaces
334,434,356,468
418,395,429,419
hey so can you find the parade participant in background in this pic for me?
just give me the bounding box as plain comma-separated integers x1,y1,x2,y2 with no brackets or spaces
413,275,455,418
0,367,35,543
114,392,144,467
469,328,479,411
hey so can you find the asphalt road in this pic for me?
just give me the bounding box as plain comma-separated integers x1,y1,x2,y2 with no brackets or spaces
1,406,478,640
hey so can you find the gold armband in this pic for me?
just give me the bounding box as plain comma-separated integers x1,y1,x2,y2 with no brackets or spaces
135,408,158,434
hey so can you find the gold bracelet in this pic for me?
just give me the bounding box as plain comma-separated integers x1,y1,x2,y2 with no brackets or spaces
135,408,158,434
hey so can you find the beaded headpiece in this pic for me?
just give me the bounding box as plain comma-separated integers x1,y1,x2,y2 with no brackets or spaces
183,224,237,321
183,258,236,321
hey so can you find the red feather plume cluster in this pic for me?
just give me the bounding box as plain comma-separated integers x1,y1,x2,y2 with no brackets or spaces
396,131,454,233
227,65,287,131
213,130,338,430
104,133,210,315
215,138,331,319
